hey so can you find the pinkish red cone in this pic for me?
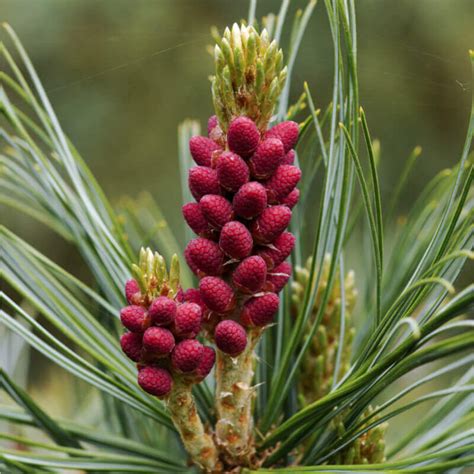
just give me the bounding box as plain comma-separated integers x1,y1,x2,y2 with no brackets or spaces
249,138,284,179
138,366,173,397
219,221,253,259
215,320,247,356
142,327,175,356
258,231,296,268
171,339,204,373
227,116,260,158
216,151,250,192
281,149,295,165
120,305,149,333
174,302,202,338
266,261,292,293
207,115,218,135
120,332,143,362
185,237,224,276
189,166,220,201
281,188,300,209
242,293,280,327
125,279,141,305
195,346,216,380
148,296,177,326
176,115,301,357
232,182,268,219
265,121,299,153
182,202,209,235
199,194,233,229
232,256,267,294
181,288,206,311
252,205,292,243
266,165,301,202
189,135,222,167
199,276,235,313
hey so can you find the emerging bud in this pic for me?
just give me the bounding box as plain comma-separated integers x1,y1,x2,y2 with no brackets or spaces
211,24,286,131
131,248,181,300
294,256,358,406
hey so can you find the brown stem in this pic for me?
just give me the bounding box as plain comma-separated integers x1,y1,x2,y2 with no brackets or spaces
167,379,220,472
215,329,261,465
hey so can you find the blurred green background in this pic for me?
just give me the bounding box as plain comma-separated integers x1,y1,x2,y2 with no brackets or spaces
2,0,472,267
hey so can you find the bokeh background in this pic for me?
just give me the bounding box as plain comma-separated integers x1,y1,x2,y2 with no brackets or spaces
1,0,473,449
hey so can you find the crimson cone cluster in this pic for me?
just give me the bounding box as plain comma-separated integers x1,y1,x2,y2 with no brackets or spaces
120,278,215,398
184,115,300,357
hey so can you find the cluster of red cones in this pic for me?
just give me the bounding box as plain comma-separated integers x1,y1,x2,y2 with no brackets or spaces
184,115,300,357
120,279,215,397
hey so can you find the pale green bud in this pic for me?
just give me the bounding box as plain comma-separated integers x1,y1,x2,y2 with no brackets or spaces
234,45,245,87
246,32,257,69
214,45,225,74
221,38,234,71
263,40,278,72
211,23,287,130
231,23,242,50
169,254,180,295
223,27,231,42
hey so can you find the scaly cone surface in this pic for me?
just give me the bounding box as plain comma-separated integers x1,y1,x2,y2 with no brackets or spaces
292,256,387,464
329,406,388,465
184,24,299,466
292,255,357,404
119,249,219,472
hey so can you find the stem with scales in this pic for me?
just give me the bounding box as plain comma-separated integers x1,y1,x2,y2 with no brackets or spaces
167,378,220,472
215,329,261,465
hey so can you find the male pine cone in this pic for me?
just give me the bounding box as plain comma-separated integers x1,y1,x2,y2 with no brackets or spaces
292,256,387,465
292,255,357,403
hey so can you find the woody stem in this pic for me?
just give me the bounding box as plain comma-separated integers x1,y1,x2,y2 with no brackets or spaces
167,379,219,472
215,329,261,464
